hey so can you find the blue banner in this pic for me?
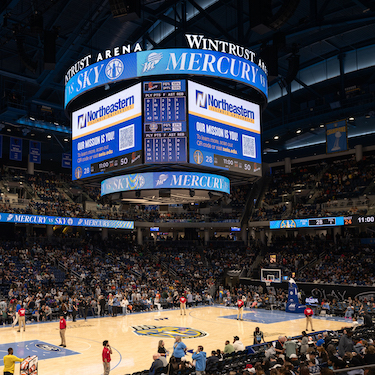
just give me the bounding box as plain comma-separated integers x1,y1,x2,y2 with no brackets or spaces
101,171,230,196
0,212,134,229
326,120,347,154
65,49,268,108
29,141,41,164
9,137,22,161
62,153,72,168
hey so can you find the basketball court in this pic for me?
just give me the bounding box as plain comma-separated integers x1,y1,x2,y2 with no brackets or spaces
0,306,349,375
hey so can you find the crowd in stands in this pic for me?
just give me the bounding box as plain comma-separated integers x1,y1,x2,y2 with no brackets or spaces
251,154,375,222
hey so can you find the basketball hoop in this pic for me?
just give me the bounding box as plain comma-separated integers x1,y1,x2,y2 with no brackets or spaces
265,280,271,287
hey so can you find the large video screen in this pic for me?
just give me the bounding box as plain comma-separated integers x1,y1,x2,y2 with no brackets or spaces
143,80,187,163
188,81,261,176
72,83,142,180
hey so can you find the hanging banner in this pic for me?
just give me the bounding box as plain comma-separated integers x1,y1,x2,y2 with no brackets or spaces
9,137,23,161
326,120,348,154
29,141,41,163
62,153,72,168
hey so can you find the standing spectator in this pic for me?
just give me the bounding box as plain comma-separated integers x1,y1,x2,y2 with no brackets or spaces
3,348,24,375
17,305,26,332
284,336,297,360
233,336,245,352
157,340,168,366
304,305,314,331
72,298,78,322
11,300,21,328
180,295,187,316
338,330,354,357
59,315,67,347
192,345,206,375
300,331,309,354
172,336,187,362
99,295,106,317
102,340,112,375
237,296,245,320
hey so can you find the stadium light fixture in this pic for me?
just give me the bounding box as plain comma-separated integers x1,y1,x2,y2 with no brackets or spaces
296,129,302,134
47,134,52,139
349,117,355,121
319,123,325,128
274,135,279,140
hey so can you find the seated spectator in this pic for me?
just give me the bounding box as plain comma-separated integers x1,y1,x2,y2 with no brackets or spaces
206,350,220,373
149,354,164,375
364,345,375,364
224,340,234,354
233,336,245,352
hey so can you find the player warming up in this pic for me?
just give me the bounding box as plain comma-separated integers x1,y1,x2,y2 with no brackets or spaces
304,305,314,331
180,295,187,315
236,296,245,320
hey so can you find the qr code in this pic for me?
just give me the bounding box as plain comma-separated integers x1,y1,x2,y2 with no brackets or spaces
119,124,135,151
242,134,256,158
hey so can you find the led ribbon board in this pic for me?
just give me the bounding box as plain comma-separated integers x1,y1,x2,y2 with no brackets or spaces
270,216,345,229
101,171,230,196
0,213,134,229
65,49,268,108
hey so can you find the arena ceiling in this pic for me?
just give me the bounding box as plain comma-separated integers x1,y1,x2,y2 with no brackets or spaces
0,0,375,163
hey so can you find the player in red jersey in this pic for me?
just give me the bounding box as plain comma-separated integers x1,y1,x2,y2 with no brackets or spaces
304,305,314,331
17,305,26,332
236,297,245,320
180,295,187,315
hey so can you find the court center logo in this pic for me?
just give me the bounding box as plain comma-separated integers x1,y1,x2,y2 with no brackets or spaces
132,325,208,339
35,343,61,352
105,58,124,80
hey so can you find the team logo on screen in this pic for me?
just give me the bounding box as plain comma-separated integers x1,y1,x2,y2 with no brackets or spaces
280,220,297,229
77,114,87,129
75,167,83,179
196,90,207,108
193,150,204,164
132,325,208,339
105,58,124,80
142,52,163,73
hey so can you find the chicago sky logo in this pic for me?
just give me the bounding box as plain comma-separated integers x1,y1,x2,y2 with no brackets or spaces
77,114,86,129
196,90,207,108
142,52,163,73
105,58,124,80
156,174,168,186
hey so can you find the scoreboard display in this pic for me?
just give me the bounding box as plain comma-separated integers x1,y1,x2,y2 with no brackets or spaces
143,80,187,163
71,80,262,181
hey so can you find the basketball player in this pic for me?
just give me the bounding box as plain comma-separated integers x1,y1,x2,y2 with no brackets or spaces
180,295,187,316
304,305,314,331
236,296,245,320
